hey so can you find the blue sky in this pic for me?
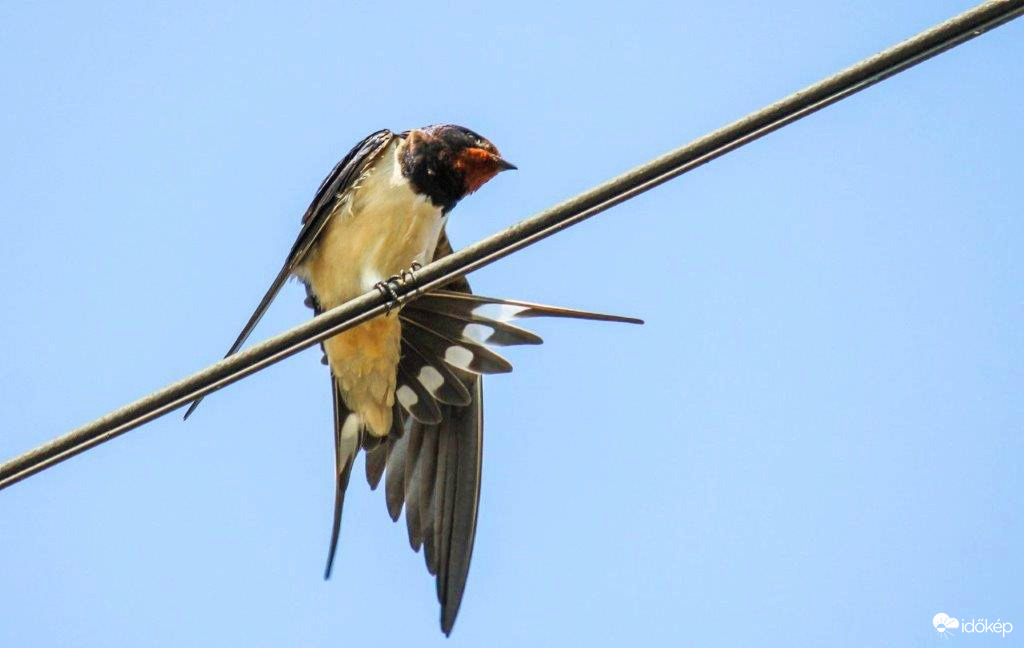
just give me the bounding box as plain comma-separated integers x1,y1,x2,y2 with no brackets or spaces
1,1,1021,646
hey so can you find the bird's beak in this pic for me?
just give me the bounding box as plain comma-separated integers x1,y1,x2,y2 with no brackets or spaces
495,157,517,172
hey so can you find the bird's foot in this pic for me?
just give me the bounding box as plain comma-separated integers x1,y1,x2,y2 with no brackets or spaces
375,277,402,315
374,262,423,315
400,261,422,285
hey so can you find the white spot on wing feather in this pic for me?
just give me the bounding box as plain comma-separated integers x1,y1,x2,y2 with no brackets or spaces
339,413,360,440
444,345,475,369
461,323,493,342
396,384,419,407
417,365,445,394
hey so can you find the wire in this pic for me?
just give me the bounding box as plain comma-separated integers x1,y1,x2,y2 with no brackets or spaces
1,0,1021,491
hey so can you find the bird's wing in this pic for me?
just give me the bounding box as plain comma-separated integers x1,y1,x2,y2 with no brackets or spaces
183,129,395,419
369,231,642,635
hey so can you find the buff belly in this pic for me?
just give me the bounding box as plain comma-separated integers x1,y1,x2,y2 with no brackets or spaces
296,139,447,437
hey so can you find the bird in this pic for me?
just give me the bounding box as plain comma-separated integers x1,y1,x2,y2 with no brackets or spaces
183,124,641,634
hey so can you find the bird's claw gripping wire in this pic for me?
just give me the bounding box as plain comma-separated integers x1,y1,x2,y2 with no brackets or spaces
400,261,422,285
374,261,423,315
374,278,401,314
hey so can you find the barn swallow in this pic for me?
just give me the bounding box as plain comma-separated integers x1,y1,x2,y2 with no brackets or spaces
184,125,641,635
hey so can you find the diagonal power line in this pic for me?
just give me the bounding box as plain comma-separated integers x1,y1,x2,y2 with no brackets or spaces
1,0,1021,491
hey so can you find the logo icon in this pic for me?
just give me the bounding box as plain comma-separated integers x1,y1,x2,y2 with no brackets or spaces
934,613,959,638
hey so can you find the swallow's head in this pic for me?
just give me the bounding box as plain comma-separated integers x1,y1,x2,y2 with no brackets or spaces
401,124,516,211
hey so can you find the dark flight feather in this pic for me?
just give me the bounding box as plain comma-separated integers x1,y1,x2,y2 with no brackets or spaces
323,377,360,579
406,419,438,551
364,434,391,490
397,363,444,425
384,426,409,522
399,340,472,406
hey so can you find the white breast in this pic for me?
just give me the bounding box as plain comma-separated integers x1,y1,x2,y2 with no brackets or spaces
298,140,447,309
